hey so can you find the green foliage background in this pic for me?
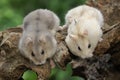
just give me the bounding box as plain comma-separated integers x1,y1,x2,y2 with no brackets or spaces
0,0,86,31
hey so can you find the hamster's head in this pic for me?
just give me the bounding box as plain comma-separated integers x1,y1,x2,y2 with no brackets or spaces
65,20,94,58
66,33,94,59
19,34,57,65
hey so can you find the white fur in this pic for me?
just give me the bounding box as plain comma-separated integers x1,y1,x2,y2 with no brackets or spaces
65,5,104,58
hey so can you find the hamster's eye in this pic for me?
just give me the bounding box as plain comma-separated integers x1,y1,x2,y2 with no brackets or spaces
78,46,81,51
41,50,44,55
88,44,91,48
31,52,35,56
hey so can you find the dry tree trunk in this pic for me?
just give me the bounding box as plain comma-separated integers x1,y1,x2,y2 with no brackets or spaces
0,22,119,80
0,0,120,80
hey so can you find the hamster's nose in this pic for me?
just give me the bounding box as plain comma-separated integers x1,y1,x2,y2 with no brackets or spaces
34,60,46,65
39,60,46,65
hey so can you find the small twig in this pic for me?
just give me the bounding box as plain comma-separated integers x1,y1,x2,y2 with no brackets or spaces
104,22,120,34
52,57,63,69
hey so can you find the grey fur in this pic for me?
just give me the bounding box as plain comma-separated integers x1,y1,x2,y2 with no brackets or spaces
19,9,60,65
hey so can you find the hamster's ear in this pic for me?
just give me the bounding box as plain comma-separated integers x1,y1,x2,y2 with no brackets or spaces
80,29,88,36
69,34,78,40
39,35,46,44
26,37,33,46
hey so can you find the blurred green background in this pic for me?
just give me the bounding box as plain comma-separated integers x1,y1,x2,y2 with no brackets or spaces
0,0,86,31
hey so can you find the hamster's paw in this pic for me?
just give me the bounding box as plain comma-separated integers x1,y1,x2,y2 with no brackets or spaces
57,26,64,31
70,60,81,68
99,38,103,42
57,25,68,31
39,60,46,65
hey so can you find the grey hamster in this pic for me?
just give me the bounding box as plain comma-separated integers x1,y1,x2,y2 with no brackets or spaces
19,9,60,65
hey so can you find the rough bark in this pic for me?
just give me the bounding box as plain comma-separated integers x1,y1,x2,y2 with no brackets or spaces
0,23,119,80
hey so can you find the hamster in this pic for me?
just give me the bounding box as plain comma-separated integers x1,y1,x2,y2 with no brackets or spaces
65,5,104,58
19,9,60,65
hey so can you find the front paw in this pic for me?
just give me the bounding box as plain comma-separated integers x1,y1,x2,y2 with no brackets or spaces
99,38,103,42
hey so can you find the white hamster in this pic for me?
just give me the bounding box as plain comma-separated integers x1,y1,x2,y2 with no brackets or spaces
65,5,104,58
19,9,60,65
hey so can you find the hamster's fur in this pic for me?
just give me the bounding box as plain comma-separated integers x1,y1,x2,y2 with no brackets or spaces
65,5,104,58
19,9,60,65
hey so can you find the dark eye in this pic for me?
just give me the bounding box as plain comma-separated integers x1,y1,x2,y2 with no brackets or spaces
41,50,44,55
31,52,35,56
78,46,81,51
88,44,91,48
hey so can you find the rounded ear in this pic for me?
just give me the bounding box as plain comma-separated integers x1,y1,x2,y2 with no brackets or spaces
25,37,33,46
39,34,47,44
82,29,88,35
69,34,78,40
80,29,88,36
